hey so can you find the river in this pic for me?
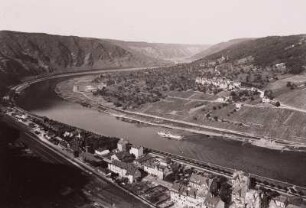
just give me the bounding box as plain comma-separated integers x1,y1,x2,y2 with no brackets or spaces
17,75,306,186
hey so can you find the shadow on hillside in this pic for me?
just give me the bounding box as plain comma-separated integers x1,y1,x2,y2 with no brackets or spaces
0,122,91,208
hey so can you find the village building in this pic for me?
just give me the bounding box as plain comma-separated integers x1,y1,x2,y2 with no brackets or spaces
108,160,141,183
134,154,154,167
117,139,128,151
204,194,225,208
170,181,205,207
244,189,261,208
111,151,135,162
58,139,70,149
235,103,243,110
195,77,241,91
231,171,250,208
269,196,288,208
129,145,144,159
95,148,110,156
189,173,211,192
142,157,172,180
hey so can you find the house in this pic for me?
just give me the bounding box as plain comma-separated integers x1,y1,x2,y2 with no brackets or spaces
95,148,110,156
235,103,243,110
204,194,225,208
170,182,204,207
134,154,154,167
142,157,172,180
58,139,70,149
231,171,250,208
269,196,288,208
117,139,128,151
129,145,143,159
111,151,135,162
189,173,210,191
245,189,261,208
108,160,141,183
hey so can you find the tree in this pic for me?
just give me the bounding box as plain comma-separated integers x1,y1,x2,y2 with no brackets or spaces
275,101,280,107
219,183,232,204
210,180,220,196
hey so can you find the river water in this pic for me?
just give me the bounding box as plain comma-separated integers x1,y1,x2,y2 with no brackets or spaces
17,77,306,186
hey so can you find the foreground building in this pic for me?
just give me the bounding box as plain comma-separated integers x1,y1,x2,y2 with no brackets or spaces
170,181,205,207
129,145,144,159
189,172,211,192
204,194,225,208
108,160,141,183
142,156,172,180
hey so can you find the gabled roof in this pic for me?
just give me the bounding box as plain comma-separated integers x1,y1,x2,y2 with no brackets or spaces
111,160,140,176
190,173,209,186
204,194,223,207
172,182,198,199
118,139,129,145
135,154,153,164
113,151,133,161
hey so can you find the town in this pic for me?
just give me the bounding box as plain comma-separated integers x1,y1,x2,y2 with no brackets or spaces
1,94,305,208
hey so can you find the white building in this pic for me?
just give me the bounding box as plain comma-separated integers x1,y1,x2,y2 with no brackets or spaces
142,157,171,180
269,196,288,208
108,160,141,183
95,148,110,156
245,190,261,208
117,139,128,152
129,145,143,159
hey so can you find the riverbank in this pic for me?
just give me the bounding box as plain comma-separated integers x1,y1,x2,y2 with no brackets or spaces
55,76,306,152
13,71,306,187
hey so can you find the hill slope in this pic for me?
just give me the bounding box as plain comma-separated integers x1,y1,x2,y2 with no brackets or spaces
190,38,251,60
108,40,210,63
202,35,306,74
0,31,172,95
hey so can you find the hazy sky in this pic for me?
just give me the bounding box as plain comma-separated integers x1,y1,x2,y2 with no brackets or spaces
0,0,306,44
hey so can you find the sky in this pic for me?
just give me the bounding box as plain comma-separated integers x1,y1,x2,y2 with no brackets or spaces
0,0,306,45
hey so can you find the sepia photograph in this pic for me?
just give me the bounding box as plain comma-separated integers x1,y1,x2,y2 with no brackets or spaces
0,0,306,207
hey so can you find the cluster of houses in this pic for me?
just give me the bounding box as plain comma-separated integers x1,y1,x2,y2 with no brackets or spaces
102,139,232,207
170,172,225,208
195,77,241,91
105,139,176,184
4,106,304,208
87,138,227,207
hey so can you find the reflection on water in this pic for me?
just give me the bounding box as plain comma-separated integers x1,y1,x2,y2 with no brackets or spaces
18,78,306,185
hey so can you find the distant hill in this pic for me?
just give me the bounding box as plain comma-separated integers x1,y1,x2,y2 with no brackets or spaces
108,40,210,63
201,35,306,74
190,38,251,60
0,31,177,95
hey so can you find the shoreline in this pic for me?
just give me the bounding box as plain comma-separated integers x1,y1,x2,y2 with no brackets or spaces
54,78,306,152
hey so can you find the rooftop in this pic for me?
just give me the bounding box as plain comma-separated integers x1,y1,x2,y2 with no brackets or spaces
172,182,198,199
111,160,140,176
190,173,209,186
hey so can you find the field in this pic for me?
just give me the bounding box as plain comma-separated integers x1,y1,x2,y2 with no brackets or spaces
267,74,306,110
56,76,306,145
138,96,306,144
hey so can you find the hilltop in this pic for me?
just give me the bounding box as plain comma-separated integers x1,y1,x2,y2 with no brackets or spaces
199,34,306,74
108,40,210,63
190,38,251,61
0,31,209,96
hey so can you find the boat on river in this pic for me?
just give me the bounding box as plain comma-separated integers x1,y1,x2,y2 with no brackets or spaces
157,131,183,140
251,138,286,151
